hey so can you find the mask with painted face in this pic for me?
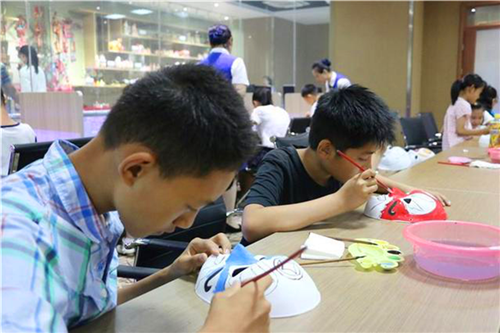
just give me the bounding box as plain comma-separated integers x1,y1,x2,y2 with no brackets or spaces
195,244,321,318
364,188,447,222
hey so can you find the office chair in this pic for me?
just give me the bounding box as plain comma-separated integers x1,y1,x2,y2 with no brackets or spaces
419,112,442,142
8,137,93,174
274,132,309,149
117,196,229,280
288,117,311,135
283,85,295,95
399,117,441,153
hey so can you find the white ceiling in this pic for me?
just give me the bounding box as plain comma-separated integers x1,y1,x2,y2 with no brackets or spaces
129,0,330,25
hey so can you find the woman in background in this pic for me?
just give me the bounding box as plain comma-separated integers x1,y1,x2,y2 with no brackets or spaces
18,45,47,92
311,58,350,92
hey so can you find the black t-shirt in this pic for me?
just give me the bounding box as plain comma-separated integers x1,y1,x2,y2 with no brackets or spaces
244,147,343,208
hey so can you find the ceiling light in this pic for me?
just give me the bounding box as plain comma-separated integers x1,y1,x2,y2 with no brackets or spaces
224,16,229,21
471,8,476,13
175,12,189,18
131,8,153,15
183,7,188,12
105,14,126,20
214,3,219,7
96,6,100,10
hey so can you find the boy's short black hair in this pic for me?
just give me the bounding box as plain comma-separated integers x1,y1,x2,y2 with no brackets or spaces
471,103,485,111
252,87,273,106
309,85,395,152
100,64,257,178
301,84,318,97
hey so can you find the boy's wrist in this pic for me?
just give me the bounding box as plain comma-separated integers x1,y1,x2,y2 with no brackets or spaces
330,192,351,215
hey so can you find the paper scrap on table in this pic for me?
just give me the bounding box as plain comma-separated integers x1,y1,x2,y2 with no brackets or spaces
470,160,500,169
301,233,345,260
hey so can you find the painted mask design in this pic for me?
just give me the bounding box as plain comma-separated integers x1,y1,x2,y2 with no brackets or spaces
364,189,447,222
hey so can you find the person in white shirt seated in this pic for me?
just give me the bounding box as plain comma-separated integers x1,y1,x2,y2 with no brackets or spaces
251,87,290,148
1,89,36,176
311,58,351,92
18,45,47,93
301,84,319,117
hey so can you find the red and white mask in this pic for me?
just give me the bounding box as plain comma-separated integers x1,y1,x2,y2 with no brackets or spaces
364,189,447,222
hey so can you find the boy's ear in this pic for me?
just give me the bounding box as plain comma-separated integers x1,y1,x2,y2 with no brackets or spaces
118,152,157,187
316,139,336,159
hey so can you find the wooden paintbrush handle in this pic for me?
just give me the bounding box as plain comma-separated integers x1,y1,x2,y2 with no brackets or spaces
300,256,365,266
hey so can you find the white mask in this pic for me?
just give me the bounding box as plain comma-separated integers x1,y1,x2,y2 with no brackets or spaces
195,244,321,318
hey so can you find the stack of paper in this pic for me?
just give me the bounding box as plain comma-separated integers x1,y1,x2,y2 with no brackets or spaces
301,233,345,260
470,160,500,169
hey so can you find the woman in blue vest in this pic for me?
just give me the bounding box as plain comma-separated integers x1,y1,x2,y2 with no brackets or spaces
311,58,351,92
200,24,249,97
199,24,250,230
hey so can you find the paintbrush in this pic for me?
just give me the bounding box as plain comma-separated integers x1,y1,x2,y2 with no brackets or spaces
336,150,393,194
241,246,307,287
327,236,378,246
438,161,470,167
300,256,365,266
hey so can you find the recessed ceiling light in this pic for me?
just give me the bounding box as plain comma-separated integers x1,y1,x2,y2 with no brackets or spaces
96,6,100,10
131,8,153,15
183,7,188,12
175,12,189,18
105,14,126,20
214,3,219,7
471,8,476,13
224,16,229,21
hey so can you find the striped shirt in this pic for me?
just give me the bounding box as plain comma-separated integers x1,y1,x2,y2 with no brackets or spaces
1,140,124,332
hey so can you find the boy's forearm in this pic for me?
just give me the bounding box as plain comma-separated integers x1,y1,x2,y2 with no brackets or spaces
117,266,178,305
243,193,349,243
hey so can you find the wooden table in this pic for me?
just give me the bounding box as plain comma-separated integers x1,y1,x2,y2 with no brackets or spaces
391,144,499,195
74,142,500,332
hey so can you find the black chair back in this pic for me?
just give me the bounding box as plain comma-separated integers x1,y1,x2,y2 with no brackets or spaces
419,113,439,139
399,117,429,147
289,117,311,134
8,137,92,174
135,197,227,269
274,132,309,149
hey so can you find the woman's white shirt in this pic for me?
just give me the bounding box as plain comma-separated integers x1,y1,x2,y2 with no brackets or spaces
251,105,291,148
19,65,47,92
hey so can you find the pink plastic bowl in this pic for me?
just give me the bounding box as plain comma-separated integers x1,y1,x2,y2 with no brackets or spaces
488,148,500,163
403,221,500,281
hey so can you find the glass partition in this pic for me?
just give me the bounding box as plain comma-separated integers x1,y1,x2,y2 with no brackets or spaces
1,1,330,138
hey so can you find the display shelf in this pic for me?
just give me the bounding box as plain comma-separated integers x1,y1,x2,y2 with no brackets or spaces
74,9,210,34
105,50,201,61
163,40,210,48
113,36,209,48
87,67,149,73
74,85,127,88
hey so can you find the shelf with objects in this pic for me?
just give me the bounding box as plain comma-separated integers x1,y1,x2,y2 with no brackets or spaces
78,11,211,109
